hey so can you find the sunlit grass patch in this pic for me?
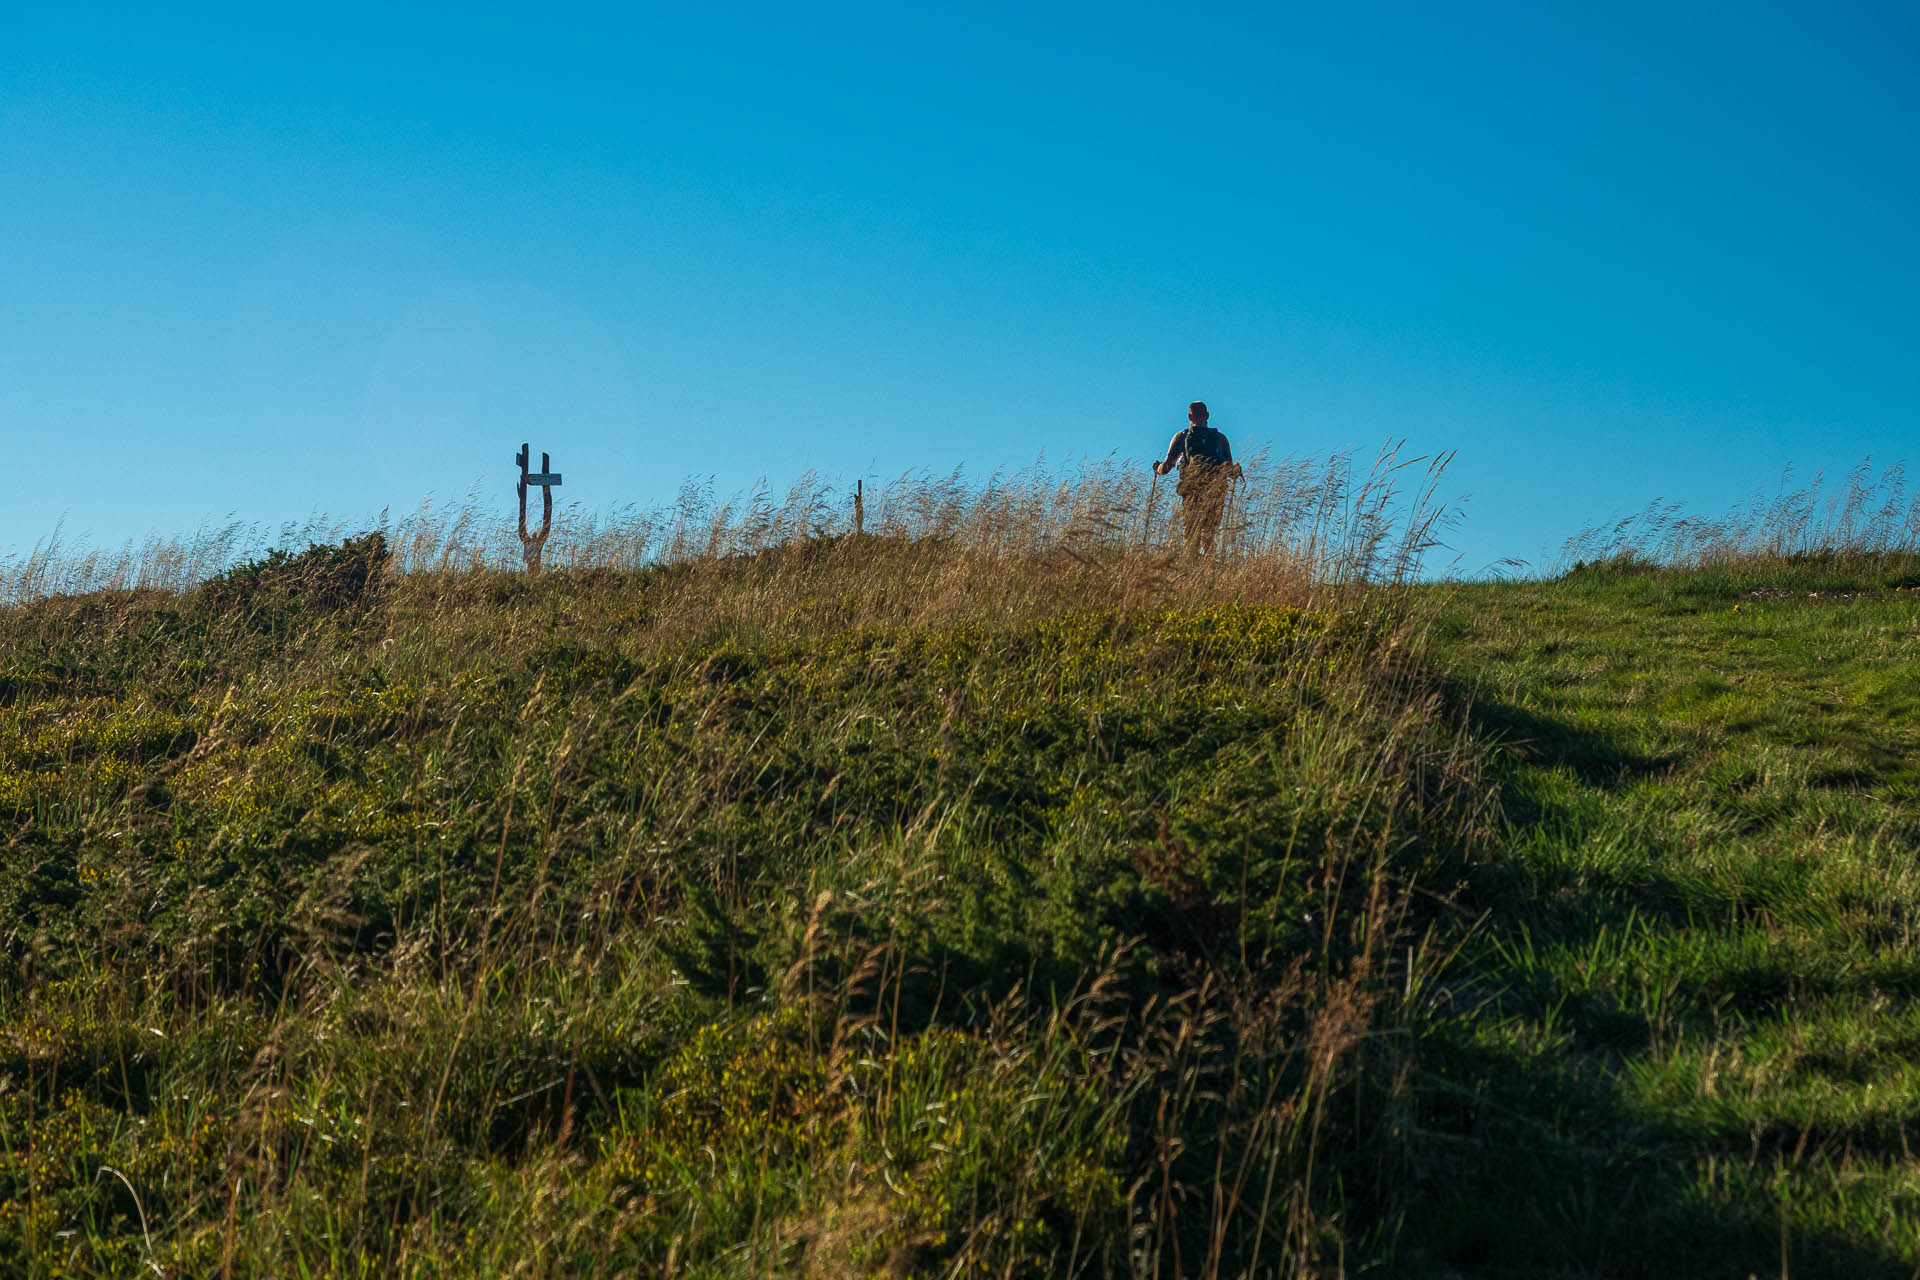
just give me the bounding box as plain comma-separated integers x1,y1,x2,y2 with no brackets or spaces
1407,552,1920,1275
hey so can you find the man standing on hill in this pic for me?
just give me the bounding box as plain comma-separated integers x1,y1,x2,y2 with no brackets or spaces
1152,401,1241,554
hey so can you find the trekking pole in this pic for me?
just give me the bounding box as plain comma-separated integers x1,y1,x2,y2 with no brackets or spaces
1141,470,1161,551
1221,474,1239,558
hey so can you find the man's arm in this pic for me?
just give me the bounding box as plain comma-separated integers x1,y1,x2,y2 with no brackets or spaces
1152,430,1187,475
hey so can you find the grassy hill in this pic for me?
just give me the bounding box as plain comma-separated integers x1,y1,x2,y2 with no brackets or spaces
2,478,1918,1276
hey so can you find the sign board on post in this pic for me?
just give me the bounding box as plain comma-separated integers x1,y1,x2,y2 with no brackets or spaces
516,443,562,572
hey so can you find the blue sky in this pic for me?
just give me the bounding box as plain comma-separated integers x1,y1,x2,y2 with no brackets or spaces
4,1,1915,574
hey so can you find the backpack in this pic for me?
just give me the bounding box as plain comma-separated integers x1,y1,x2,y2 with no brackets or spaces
1183,424,1229,467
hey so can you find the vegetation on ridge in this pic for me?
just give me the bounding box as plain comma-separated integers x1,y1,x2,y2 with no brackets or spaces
2,460,1918,1276
0,516,1476,1277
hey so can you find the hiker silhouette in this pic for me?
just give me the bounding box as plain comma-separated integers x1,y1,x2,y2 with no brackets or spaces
1152,401,1242,554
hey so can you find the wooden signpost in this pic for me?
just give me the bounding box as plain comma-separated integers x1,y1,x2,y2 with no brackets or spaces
516,443,562,573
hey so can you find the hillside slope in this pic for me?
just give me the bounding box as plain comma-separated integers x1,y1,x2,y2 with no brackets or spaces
1,538,1916,1277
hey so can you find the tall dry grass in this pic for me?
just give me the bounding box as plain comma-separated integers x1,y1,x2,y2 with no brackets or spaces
1560,457,1920,570
0,444,1457,605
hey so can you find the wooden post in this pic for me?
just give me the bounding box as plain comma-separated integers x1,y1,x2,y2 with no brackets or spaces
516,443,561,573
1141,471,1160,551
1219,474,1236,559
854,478,864,537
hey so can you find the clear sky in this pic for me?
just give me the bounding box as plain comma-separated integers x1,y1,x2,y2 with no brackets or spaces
5,1,1916,575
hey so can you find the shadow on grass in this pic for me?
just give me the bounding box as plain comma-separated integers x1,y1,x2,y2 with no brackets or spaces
1396,693,1920,1275
1468,699,1680,797
1386,1028,1918,1279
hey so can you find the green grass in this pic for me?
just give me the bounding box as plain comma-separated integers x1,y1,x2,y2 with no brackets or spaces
3,533,1919,1277
1406,554,1920,1276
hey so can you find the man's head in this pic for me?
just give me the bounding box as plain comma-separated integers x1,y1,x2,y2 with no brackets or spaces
1188,401,1209,426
